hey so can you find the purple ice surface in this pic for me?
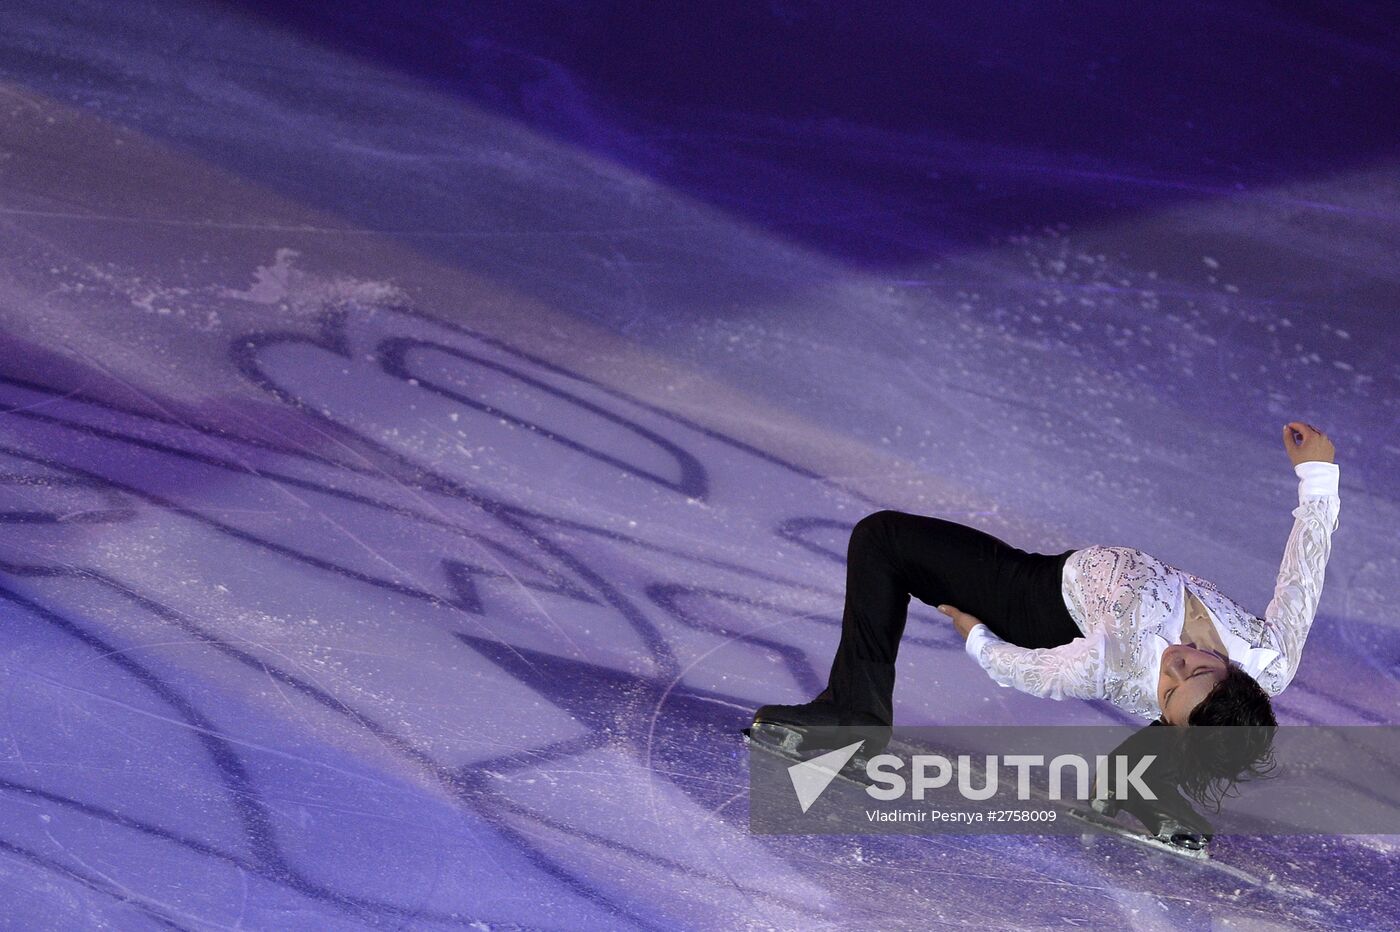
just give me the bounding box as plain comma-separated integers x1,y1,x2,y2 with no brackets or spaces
0,1,1398,928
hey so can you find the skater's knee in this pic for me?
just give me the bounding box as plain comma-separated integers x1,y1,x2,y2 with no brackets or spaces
851,509,899,544
854,509,901,532
845,509,890,545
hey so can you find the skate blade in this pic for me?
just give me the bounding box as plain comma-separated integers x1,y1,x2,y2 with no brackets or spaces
1089,799,1211,852
745,722,883,759
744,722,805,753
1067,806,1211,861
742,726,875,787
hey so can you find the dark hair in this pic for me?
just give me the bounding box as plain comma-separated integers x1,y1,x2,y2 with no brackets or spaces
1173,665,1278,810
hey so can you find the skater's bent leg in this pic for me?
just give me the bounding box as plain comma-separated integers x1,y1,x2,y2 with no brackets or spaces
821,510,923,725
756,508,1052,737
821,509,1032,725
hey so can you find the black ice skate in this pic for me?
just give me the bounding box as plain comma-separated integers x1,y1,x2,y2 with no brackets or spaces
743,698,892,772
1078,781,1214,858
1066,721,1214,860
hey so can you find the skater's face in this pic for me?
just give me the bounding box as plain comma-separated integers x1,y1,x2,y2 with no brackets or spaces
1157,643,1229,725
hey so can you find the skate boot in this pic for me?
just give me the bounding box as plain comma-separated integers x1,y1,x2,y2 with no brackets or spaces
747,698,891,758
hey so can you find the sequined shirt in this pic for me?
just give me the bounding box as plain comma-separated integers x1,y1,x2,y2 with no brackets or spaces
963,461,1341,720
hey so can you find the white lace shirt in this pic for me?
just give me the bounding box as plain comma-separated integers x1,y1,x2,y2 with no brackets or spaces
963,461,1341,720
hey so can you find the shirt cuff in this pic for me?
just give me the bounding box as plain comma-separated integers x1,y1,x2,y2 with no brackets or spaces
964,623,997,665
1294,460,1339,498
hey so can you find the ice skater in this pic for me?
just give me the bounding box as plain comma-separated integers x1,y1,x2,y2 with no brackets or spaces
751,421,1339,813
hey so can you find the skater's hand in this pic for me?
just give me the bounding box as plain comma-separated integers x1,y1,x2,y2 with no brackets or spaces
937,604,981,640
1283,421,1335,467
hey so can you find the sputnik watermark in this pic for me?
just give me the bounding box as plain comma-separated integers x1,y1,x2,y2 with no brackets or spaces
787,741,1156,813
755,724,1400,836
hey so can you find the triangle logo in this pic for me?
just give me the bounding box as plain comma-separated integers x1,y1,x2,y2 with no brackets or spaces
787,741,865,813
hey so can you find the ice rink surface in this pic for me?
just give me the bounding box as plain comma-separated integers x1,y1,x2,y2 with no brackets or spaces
1,1,1398,927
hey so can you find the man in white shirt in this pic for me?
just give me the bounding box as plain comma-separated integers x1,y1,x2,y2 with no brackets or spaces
944,421,1337,733
752,422,1338,810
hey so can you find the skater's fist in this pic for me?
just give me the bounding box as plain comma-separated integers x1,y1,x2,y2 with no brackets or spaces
1282,421,1335,467
937,604,981,640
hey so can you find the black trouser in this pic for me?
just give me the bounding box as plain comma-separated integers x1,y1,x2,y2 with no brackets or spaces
816,509,1080,725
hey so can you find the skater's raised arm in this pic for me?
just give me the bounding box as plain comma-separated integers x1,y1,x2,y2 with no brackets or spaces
1254,422,1340,696
938,605,1106,701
